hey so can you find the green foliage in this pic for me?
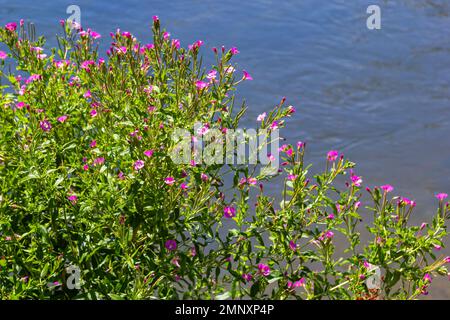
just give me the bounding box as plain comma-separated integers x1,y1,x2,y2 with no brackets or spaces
0,19,448,300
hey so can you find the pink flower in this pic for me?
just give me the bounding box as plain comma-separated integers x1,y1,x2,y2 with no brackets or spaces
267,153,275,162
54,60,69,69
270,121,279,130
242,273,253,282
121,31,132,38
319,231,334,241
225,66,235,74
165,239,177,251
201,173,208,182
433,244,442,251
152,15,159,23
39,120,52,132
355,201,362,209
287,174,298,181
380,184,394,193
144,149,154,157
420,222,427,230
196,124,210,136
444,257,450,263
144,44,155,51
351,174,363,187
30,46,43,53
164,176,175,185
83,164,89,171
229,47,239,55
0,51,7,60
195,80,209,90
423,273,432,283
327,150,339,161
90,140,97,148
180,183,188,190
287,105,296,114
398,197,416,207
436,193,448,201
84,90,92,98
223,206,236,218
67,195,78,204
26,74,42,83
94,157,105,166
257,112,266,122
90,109,97,117
57,115,68,123
327,213,335,220
81,60,95,71
71,21,81,30
289,240,297,251
293,278,305,287
188,40,204,51
5,22,17,32
134,160,145,171
242,70,253,80
172,39,180,49
163,32,171,40
297,141,305,149
117,46,127,54
206,70,217,80
285,148,294,157
247,177,257,185
90,30,101,39
171,257,180,268
257,263,270,277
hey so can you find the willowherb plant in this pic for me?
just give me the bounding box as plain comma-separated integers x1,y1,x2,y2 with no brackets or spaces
0,18,449,300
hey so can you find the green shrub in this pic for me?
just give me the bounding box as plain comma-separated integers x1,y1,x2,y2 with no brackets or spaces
0,18,448,299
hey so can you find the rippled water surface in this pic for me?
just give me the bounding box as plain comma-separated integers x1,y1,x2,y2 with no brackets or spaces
1,0,450,298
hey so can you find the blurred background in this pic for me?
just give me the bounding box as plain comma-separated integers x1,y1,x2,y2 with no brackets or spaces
1,0,449,298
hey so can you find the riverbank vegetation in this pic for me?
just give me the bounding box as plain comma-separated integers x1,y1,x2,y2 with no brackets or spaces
0,18,448,299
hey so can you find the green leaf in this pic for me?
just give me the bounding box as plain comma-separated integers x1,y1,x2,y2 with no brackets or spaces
216,291,230,300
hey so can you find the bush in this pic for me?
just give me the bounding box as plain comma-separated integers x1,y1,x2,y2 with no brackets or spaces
0,18,449,300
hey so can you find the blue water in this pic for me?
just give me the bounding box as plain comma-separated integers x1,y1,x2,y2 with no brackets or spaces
1,0,450,297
